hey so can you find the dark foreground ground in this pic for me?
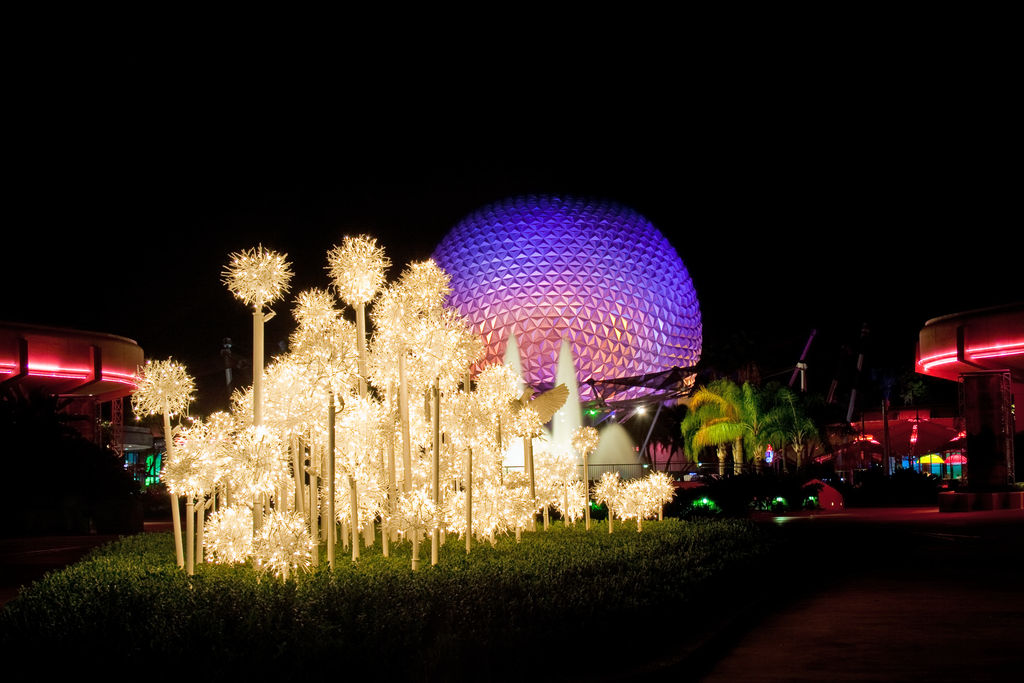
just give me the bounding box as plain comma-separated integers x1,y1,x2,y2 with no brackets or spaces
627,507,1024,682
3,509,1023,681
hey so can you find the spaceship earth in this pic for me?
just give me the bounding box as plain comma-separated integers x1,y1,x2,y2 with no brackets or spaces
431,195,702,401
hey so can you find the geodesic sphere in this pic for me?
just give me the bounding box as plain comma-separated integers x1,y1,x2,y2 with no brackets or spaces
431,195,701,400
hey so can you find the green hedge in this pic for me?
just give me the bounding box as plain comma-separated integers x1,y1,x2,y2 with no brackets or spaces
0,520,771,679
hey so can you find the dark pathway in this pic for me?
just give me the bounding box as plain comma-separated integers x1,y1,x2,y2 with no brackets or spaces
0,521,171,607
637,507,1024,682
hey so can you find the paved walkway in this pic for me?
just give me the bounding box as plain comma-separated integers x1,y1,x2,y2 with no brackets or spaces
639,507,1024,682
0,521,171,607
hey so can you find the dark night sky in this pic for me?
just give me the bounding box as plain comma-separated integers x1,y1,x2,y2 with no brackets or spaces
4,59,1019,413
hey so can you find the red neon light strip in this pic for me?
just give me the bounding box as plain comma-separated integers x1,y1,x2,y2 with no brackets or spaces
102,370,138,381
0,365,138,386
969,340,1024,359
969,341,1024,351
921,352,958,368
971,349,1024,360
919,339,1024,370
101,376,138,386
921,356,958,372
29,370,89,380
28,363,90,375
918,350,957,370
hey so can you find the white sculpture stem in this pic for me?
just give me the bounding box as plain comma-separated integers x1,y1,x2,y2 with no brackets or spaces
355,302,368,397
465,446,472,554
309,453,319,567
186,496,195,575
384,395,395,558
252,308,266,531
525,436,536,531
431,378,440,566
292,436,304,518
398,351,411,493
252,308,266,426
584,451,591,531
563,484,569,528
327,391,336,569
196,496,205,565
163,408,184,569
349,474,359,562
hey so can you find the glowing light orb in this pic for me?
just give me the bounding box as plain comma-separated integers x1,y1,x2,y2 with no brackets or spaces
572,426,600,457
432,195,701,400
222,244,293,309
205,506,254,564
252,510,313,579
326,234,390,306
131,358,196,417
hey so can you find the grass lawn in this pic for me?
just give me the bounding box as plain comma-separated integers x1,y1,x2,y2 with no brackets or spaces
0,518,774,679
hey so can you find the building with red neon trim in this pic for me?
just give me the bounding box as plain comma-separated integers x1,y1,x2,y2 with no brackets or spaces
915,303,1023,490
0,321,147,463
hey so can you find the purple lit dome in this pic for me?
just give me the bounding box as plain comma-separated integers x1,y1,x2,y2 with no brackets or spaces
432,195,702,401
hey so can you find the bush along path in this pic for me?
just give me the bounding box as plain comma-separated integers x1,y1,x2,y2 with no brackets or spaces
0,519,775,680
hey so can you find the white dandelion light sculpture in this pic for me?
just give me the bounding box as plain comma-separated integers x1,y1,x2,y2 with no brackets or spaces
618,475,672,532
205,506,254,564
335,394,384,562
222,245,293,429
646,470,677,521
532,446,577,530
132,358,195,569
223,245,292,533
501,471,537,540
252,510,313,580
231,425,288,505
368,259,482,570
553,479,588,525
263,358,320,520
166,417,223,574
572,426,600,530
327,235,390,307
593,471,622,534
222,244,294,311
328,235,390,399
132,358,196,419
134,233,692,581
289,288,359,569
617,478,649,532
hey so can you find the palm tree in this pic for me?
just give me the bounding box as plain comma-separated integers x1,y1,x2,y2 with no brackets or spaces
734,382,772,474
684,379,745,476
764,386,819,471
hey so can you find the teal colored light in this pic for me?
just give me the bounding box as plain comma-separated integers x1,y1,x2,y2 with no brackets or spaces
145,452,163,488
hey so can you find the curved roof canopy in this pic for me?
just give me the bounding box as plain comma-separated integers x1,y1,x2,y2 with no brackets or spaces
916,303,1024,391
0,321,142,400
